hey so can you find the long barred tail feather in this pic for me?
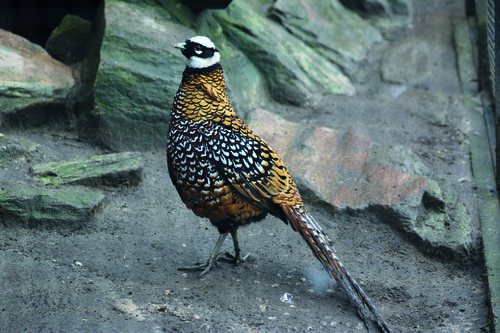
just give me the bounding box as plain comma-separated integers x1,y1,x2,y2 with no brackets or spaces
281,203,392,333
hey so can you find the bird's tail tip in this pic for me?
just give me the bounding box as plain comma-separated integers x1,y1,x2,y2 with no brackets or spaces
282,204,393,333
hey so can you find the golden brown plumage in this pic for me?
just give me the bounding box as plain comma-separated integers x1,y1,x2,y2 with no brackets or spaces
167,36,392,333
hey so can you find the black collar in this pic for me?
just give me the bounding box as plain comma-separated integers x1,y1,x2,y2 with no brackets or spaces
182,63,222,78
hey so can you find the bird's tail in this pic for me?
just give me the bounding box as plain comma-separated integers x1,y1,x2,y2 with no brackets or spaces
281,203,392,333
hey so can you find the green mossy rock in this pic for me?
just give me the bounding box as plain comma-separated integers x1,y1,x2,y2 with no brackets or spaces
79,0,363,149
213,1,354,107
87,0,195,150
0,135,39,164
0,189,105,229
45,14,93,65
270,0,382,74
30,151,144,186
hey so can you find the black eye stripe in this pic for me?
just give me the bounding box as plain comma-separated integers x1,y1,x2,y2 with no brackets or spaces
182,40,217,59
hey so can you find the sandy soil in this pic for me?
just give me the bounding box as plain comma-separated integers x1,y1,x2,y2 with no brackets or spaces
0,0,491,332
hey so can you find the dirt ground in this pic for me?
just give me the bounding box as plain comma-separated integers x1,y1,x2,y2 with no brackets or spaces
0,0,492,332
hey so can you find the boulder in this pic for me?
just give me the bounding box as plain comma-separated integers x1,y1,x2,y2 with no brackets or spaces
79,0,195,151
381,36,431,84
0,29,75,126
248,109,472,257
339,0,413,30
30,151,144,187
269,0,382,74
212,1,354,106
45,14,92,66
340,0,413,17
0,188,105,229
0,134,39,164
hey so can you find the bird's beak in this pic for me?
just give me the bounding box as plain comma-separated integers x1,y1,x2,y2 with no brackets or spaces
174,42,186,50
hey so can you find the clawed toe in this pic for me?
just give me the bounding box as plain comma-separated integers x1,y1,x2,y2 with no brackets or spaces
218,251,250,264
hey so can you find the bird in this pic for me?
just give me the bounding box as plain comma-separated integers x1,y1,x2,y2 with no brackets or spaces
167,36,392,333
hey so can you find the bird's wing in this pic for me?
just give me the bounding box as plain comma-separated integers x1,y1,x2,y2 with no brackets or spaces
200,120,293,216
202,83,228,104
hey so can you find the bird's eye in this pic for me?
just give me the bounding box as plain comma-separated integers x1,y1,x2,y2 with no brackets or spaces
194,45,201,51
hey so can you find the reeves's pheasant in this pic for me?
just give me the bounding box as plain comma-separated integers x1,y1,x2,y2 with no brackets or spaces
167,36,392,333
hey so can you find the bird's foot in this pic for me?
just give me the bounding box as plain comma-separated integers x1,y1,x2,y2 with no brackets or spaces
178,252,250,277
218,252,250,265
178,255,220,278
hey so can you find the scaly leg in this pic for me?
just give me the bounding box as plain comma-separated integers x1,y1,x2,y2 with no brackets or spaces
178,232,229,277
219,229,250,264
178,229,250,277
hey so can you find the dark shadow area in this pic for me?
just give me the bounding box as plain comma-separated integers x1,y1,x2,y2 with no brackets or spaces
0,0,100,47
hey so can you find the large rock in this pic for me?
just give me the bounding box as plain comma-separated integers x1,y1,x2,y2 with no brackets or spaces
212,1,354,106
45,14,92,66
0,134,39,164
381,36,431,84
0,189,105,229
269,0,382,74
30,151,144,186
80,0,195,151
248,109,472,257
0,29,75,126
339,0,413,18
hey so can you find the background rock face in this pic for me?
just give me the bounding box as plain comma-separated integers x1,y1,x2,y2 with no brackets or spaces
76,0,380,149
0,0,383,150
270,0,382,75
210,1,355,107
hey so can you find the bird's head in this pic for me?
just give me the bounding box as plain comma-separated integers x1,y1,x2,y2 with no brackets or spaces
175,36,220,69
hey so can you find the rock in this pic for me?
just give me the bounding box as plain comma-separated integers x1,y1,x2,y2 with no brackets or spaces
0,29,75,123
381,36,431,84
45,14,92,66
213,1,354,107
248,109,472,257
389,0,413,16
405,91,448,126
340,0,413,17
0,134,39,164
182,0,233,10
30,151,144,187
269,0,382,74
339,0,392,17
75,0,391,149
339,0,413,30
79,0,195,151
0,188,105,229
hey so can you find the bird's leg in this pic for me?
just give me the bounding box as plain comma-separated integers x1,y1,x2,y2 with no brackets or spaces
219,229,250,264
178,231,229,277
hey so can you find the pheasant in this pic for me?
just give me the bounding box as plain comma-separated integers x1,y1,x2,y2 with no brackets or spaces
167,36,392,333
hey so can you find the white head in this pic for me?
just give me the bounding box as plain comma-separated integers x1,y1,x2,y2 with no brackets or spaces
175,36,220,69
